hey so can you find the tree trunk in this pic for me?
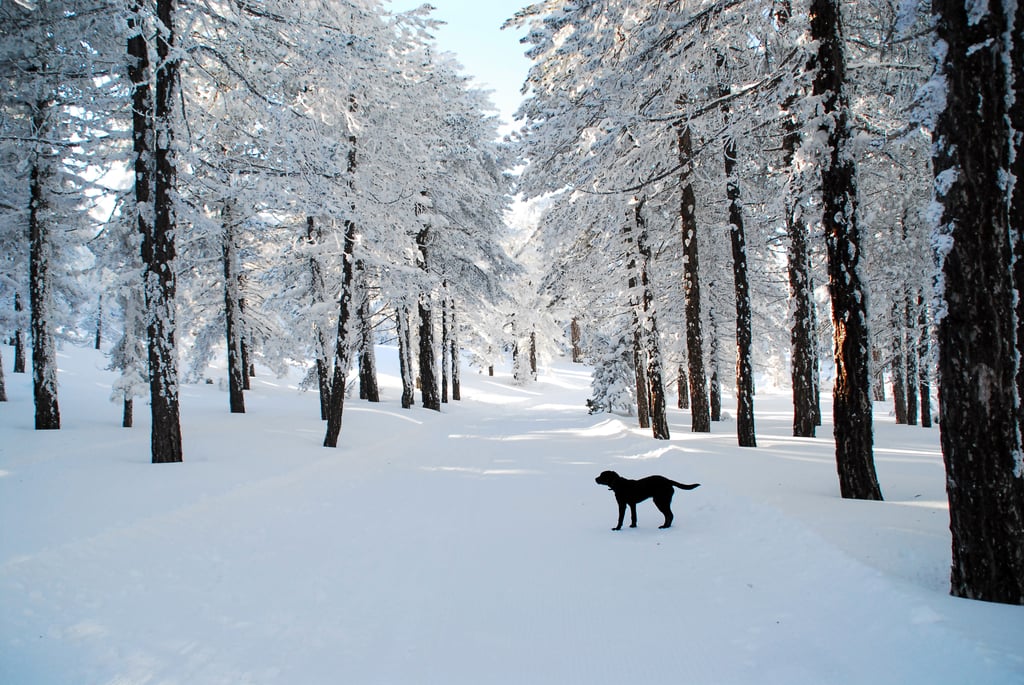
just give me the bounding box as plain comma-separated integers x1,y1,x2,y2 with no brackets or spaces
904,297,918,426
324,97,360,447
12,292,26,374
677,124,711,432
95,296,103,350
632,326,651,430
719,62,756,446
529,330,538,378
131,0,183,463
708,300,722,423
450,300,461,401
28,140,60,431
323,219,357,447
636,204,670,441
396,304,416,409
677,364,689,410
417,295,440,410
809,0,880,499
441,290,450,403
891,301,907,424
932,0,1024,604
570,318,582,363
223,201,245,414
0,347,7,402
917,292,932,428
122,395,133,428
356,263,379,403
307,217,331,420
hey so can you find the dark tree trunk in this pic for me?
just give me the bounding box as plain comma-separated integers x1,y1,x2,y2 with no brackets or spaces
636,204,670,441
356,264,379,403
28,142,60,431
13,307,26,373
131,0,183,463
904,297,918,426
441,291,450,403
417,296,440,410
396,304,416,409
779,1,819,438
809,0,881,500
677,124,711,432
307,217,331,420
725,144,756,445
528,330,537,378
323,219,357,447
95,296,103,350
1010,1,1024,448
719,63,756,446
932,0,1024,604
0,347,7,402
449,300,460,401
223,202,245,414
677,364,689,410
632,326,651,430
122,395,133,428
708,302,722,423
917,292,932,428
782,119,819,438
324,98,360,447
891,301,908,425
570,318,582,363
415,194,440,411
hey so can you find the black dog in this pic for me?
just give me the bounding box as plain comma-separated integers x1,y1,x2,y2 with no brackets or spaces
595,470,700,530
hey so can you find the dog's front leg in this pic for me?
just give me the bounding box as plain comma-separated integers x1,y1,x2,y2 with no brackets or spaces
628,503,638,528
613,499,627,530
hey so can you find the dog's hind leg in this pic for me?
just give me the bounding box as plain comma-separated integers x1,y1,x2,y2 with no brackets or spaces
654,496,674,528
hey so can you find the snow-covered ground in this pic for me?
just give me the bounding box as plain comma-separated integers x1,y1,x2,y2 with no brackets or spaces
1,343,1022,684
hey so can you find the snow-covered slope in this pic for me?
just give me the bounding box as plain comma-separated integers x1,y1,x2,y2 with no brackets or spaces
1,344,1021,684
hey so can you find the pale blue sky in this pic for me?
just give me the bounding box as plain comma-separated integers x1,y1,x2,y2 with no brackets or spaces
388,1,532,127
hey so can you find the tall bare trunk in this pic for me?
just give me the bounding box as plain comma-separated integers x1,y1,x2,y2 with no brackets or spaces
809,0,880,499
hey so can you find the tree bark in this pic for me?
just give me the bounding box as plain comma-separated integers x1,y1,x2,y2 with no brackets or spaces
396,304,416,409
809,0,880,499
724,138,756,446
932,0,1024,604
449,300,461,401
131,0,183,463
0,347,7,402
917,292,932,428
307,217,331,420
677,124,711,432
677,364,689,410
891,301,907,425
571,318,582,363
779,0,820,438
323,218,357,447
28,132,60,430
13,296,26,372
441,290,450,403
222,201,245,414
356,263,379,403
904,297,918,426
708,301,722,423
324,97,360,447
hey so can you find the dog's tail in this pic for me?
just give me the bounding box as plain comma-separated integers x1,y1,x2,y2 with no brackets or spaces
671,480,701,490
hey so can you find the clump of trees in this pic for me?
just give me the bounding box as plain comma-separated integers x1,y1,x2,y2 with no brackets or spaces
508,0,1023,603
1,1,516,457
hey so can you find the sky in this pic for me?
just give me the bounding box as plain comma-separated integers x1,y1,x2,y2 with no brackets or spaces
388,0,533,129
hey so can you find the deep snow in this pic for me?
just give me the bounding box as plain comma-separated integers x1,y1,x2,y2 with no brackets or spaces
1,343,1022,684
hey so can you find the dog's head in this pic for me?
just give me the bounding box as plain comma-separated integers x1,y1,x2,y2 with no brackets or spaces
595,470,620,488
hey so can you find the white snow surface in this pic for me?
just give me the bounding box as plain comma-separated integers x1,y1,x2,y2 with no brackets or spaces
2,343,1022,684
